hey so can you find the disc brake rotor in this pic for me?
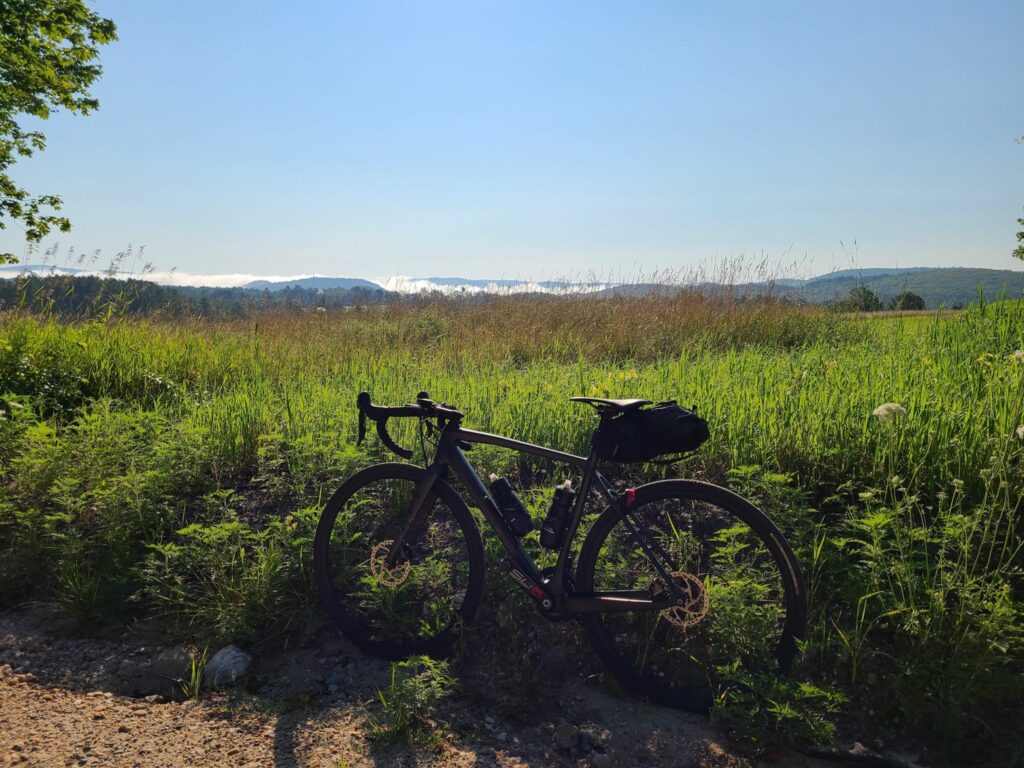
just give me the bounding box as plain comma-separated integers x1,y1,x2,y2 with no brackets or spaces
660,571,709,631
369,539,411,587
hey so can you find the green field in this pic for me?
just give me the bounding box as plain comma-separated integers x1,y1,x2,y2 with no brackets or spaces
0,295,1021,764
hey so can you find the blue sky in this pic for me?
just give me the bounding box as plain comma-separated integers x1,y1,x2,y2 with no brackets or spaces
3,0,1023,281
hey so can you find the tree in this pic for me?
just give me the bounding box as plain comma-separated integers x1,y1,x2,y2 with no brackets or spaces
841,284,883,312
0,0,117,263
888,291,925,311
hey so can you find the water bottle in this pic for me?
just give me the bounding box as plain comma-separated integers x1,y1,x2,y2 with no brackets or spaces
539,480,575,550
488,474,534,537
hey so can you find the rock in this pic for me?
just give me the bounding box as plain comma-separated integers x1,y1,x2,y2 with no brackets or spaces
205,645,252,688
553,723,578,751
120,645,192,697
592,754,614,768
850,742,874,757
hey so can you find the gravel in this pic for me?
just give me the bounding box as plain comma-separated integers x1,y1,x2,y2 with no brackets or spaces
0,605,782,767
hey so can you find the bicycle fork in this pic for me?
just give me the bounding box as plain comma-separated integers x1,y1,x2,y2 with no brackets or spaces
388,454,556,610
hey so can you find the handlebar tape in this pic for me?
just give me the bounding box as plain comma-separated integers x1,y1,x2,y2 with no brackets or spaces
356,391,417,459
376,417,413,459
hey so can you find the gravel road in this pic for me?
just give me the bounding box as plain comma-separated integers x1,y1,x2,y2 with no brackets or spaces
0,606,827,768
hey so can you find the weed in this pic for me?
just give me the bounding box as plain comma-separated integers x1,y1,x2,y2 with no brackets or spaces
712,657,846,750
180,647,208,699
365,656,456,746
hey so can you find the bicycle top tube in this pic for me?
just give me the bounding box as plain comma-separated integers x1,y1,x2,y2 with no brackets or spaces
453,427,589,469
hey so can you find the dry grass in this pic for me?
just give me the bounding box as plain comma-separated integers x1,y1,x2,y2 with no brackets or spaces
202,292,853,366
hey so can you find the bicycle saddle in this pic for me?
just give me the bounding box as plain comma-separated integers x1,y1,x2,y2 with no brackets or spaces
570,397,652,412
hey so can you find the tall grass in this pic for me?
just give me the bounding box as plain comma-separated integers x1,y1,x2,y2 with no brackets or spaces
0,293,1021,763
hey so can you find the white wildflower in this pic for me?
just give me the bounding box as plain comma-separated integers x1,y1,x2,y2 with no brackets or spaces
1016,425,1024,440
1011,349,1024,362
315,306,327,314
872,403,906,420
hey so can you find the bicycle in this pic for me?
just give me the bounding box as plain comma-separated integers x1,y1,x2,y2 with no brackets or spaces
313,391,806,711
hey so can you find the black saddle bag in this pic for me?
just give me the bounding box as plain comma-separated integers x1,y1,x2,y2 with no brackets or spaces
591,401,710,463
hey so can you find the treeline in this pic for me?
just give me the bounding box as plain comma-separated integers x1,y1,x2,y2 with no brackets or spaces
829,285,930,312
0,275,393,318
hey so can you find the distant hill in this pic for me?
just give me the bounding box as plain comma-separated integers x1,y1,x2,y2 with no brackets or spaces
804,267,933,283
596,267,1024,307
768,268,1024,307
243,277,381,291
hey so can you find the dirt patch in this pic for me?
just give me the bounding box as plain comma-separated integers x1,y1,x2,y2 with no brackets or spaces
0,606,834,767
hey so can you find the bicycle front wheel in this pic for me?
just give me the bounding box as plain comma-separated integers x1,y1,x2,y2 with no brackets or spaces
576,480,806,711
314,463,485,660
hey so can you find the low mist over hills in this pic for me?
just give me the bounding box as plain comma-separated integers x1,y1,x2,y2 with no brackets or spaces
242,267,1024,306
2,265,1022,309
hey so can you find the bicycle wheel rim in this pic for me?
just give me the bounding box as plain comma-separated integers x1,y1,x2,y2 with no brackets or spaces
578,482,802,710
316,465,481,659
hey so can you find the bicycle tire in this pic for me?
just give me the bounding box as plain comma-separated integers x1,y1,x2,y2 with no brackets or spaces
314,462,485,660
576,479,806,711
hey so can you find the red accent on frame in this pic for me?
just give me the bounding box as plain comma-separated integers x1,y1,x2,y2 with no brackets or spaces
624,488,636,509
530,586,544,599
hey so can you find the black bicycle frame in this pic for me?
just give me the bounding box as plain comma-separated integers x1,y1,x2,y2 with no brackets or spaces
387,418,683,617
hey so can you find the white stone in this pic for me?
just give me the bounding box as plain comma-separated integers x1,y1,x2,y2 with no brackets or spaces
204,645,252,687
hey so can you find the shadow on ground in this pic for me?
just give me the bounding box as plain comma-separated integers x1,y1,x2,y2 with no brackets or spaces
0,603,800,767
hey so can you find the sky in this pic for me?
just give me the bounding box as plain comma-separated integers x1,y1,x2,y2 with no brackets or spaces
2,0,1023,282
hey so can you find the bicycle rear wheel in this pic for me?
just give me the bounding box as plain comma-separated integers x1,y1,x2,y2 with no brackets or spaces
576,480,805,711
314,463,485,659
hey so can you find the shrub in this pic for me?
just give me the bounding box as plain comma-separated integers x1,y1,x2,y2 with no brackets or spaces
0,401,213,618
